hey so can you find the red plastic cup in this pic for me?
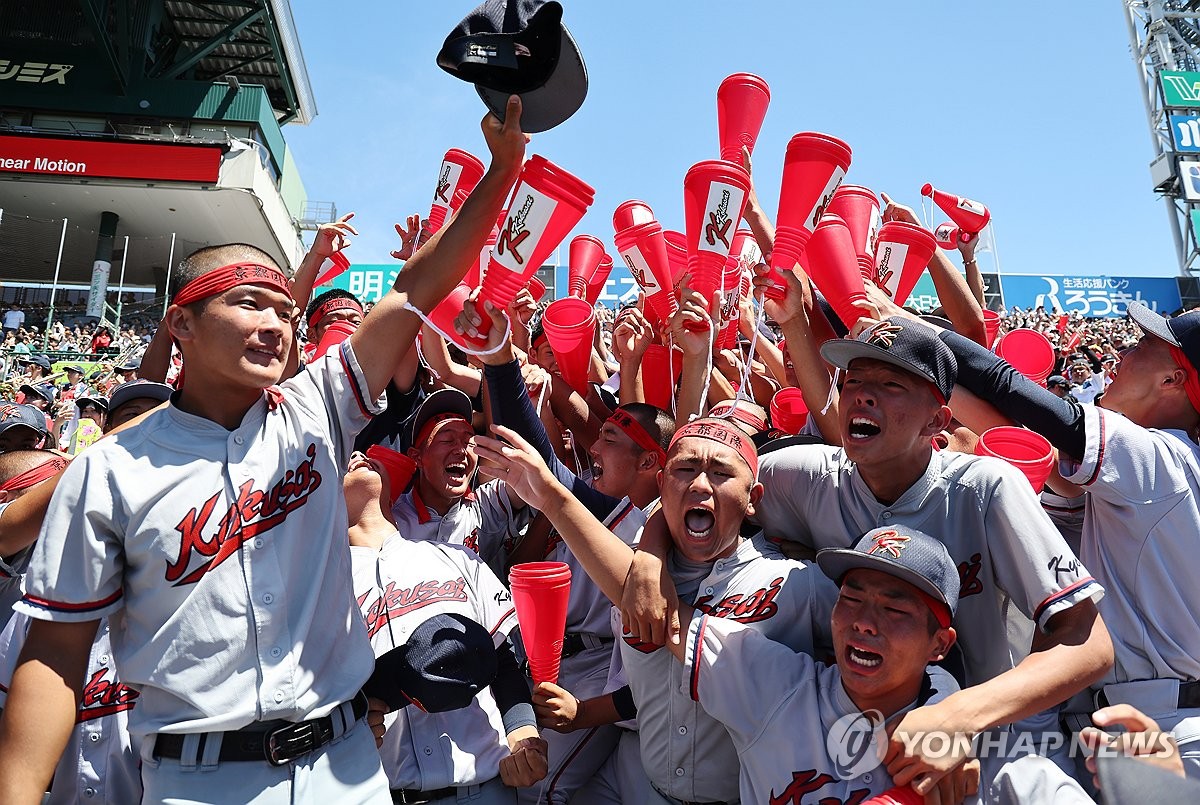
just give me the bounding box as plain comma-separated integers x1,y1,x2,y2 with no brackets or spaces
642,344,683,410
314,319,357,359
717,72,771,162
313,250,352,288
982,309,1002,348
427,148,486,237
428,283,476,344
615,221,679,325
802,214,868,329
873,221,937,307
568,235,607,299
365,444,418,504
975,426,1055,493
613,200,655,232
541,297,596,395
995,328,1055,385
509,561,573,685
585,253,614,306
827,185,881,281
770,387,809,435
479,156,594,337
683,159,751,318
716,255,744,349
526,276,547,302
777,132,852,234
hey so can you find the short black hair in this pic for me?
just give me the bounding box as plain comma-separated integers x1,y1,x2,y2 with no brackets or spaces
305,288,362,328
171,243,282,306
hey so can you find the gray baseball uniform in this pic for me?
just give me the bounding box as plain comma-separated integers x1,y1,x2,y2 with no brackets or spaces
619,532,837,804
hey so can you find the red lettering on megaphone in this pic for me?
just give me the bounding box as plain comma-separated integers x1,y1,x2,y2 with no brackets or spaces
435,165,452,203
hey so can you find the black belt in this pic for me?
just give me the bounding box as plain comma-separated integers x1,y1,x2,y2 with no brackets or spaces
561,632,613,659
391,787,459,804
651,784,734,805
1096,680,1200,709
153,692,368,766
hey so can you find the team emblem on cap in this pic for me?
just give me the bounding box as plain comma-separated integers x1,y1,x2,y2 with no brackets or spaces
863,321,903,349
868,529,909,558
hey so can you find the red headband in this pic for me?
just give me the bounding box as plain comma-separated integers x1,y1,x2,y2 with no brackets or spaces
914,588,953,630
366,444,418,504
173,262,291,307
709,401,768,433
0,456,68,493
1169,345,1200,415
608,409,667,466
669,419,758,479
415,412,469,449
308,297,363,331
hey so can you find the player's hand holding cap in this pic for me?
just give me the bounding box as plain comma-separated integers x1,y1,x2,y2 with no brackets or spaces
362,612,499,713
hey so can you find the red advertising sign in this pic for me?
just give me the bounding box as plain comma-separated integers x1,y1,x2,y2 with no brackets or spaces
0,135,222,183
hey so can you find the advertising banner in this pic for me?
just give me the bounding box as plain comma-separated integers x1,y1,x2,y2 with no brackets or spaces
1162,71,1200,107
998,274,1182,317
0,135,222,183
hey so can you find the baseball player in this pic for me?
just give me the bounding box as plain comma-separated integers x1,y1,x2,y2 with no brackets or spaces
0,96,529,805
0,450,68,632
617,319,1111,800
475,418,839,805
938,302,1200,778
0,405,48,453
391,387,529,578
468,299,674,805
346,450,547,803
305,288,364,350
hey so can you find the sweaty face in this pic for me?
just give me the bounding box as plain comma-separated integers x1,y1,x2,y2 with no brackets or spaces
659,437,757,563
180,284,293,392
1099,335,1179,417
589,419,644,498
416,419,477,502
839,359,944,471
832,569,954,714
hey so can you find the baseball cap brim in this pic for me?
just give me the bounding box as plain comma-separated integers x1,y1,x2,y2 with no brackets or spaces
1128,301,1180,347
406,388,474,451
820,339,942,395
816,548,951,609
108,381,173,413
476,25,587,133
18,384,51,403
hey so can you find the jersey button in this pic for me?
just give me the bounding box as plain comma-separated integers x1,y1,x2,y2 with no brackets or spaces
89,733,100,742
882,512,892,520
424,747,433,756
254,538,264,549
704,587,714,595
677,726,687,735
674,767,684,777
262,593,274,604
863,773,872,783
274,690,284,703
234,434,245,445
83,788,95,798
270,647,282,658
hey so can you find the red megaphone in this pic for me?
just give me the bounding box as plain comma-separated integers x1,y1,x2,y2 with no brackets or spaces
766,133,853,300
615,219,679,327
642,344,683,410
683,160,751,323
509,562,572,685
933,221,961,250
873,221,937,307
826,185,880,282
427,149,486,236
920,184,990,242
541,297,596,396
613,200,655,232
568,235,607,300
802,214,868,330
464,208,507,289
663,230,690,299
716,72,771,162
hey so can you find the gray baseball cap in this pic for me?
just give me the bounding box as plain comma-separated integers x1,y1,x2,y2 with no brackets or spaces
817,525,961,617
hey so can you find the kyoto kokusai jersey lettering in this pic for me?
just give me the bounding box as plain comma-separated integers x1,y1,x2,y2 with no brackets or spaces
16,342,383,737
1,614,142,805
685,614,961,805
1062,406,1200,684
351,536,517,791
755,447,1103,687
618,532,838,804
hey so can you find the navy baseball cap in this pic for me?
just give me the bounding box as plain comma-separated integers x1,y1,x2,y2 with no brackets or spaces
63,365,84,375
0,403,48,437
1129,302,1200,372
19,383,54,405
21,354,51,371
817,525,961,619
438,0,587,133
76,395,108,412
108,380,172,414
821,318,958,404
1046,375,1069,389
405,388,474,452
362,612,498,713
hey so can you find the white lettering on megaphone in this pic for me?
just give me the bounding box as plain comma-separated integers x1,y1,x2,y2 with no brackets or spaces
698,182,746,255
865,206,882,255
874,241,910,298
805,167,847,231
492,185,557,274
1178,117,1200,148
956,197,986,215
621,245,660,294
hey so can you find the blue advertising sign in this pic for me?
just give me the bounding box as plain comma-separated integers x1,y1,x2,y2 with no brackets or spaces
320,263,559,304
998,275,1181,317
1172,114,1200,152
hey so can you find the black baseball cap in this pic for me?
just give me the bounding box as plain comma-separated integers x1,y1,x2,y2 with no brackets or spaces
19,383,54,405
21,354,51,371
438,0,587,133
820,318,957,403
405,388,474,452
362,612,498,713
0,404,48,438
1046,375,1069,389
108,380,173,414
817,525,961,618
1129,302,1200,372
76,395,108,412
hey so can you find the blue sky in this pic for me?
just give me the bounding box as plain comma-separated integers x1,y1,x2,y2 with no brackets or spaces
285,1,1174,278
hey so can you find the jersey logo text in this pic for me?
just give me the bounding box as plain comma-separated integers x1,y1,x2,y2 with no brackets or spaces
769,770,869,805
357,578,469,638
958,553,984,598
694,577,784,624
79,666,139,722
